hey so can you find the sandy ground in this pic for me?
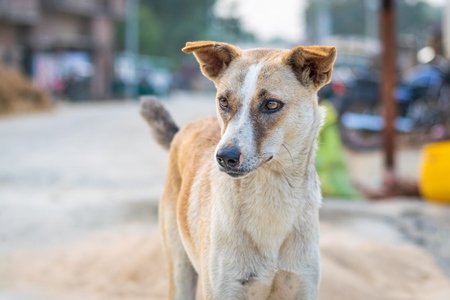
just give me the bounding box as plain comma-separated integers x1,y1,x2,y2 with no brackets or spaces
1,91,450,300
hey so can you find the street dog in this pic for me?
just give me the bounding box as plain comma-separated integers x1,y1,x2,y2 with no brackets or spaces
141,41,336,300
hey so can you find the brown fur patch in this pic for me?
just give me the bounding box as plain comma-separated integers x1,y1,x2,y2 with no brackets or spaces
170,116,220,255
283,46,336,88
182,41,242,80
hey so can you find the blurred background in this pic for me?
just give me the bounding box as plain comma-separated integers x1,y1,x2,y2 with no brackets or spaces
1,0,450,299
0,0,447,99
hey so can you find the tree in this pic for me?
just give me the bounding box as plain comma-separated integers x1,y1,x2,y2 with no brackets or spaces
116,0,255,68
137,5,163,57
115,4,163,56
116,0,215,61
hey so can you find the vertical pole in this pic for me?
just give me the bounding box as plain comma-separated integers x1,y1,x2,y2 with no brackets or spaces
380,0,396,172
315,0,332,44
125,0,139,99
365,0,378,39
206,0,210,39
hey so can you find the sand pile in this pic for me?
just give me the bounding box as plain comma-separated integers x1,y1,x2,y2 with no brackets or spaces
5,228,450,300
7,231,167,300
0,64,51,115
320,237,450,300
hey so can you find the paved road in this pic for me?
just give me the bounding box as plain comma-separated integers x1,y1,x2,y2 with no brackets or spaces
0,92,216,252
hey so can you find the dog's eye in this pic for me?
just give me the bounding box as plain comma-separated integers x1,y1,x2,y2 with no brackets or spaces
264,100,282,112
219,97,229,109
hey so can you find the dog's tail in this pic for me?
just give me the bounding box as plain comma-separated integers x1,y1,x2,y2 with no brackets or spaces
140,96,179,150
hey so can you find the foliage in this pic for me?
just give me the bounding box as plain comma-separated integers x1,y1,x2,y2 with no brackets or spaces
212,15,256,43
116,0,255,63
143,0,213,58
137,4,164,57
116,0,214,61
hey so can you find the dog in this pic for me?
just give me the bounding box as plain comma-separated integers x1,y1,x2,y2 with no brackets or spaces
141,41,336,300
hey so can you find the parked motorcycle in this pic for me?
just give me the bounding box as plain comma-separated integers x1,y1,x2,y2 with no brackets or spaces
336,47,450,151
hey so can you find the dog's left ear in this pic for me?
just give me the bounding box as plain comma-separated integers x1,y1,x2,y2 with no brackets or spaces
283,46,336,89
182,41,242,81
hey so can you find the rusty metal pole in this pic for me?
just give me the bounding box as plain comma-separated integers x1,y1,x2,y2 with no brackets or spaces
380,0,397,173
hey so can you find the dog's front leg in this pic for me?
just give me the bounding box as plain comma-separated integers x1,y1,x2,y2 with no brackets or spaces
295,265,320,300
274,228,321,299
203,268,276,300
202,244,277,300
265,264,320,300
292,246,321,300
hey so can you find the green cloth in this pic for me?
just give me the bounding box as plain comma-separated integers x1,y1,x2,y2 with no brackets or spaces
316,101,361,199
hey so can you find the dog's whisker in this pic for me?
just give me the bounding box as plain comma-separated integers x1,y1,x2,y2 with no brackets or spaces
282,144,295,166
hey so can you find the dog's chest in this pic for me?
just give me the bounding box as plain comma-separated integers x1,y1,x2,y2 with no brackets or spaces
212,173,306,249
184,167,320,285
208,175,319,282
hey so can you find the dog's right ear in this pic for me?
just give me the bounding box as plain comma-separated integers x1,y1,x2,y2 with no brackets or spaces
182,41,242,81
283,45,336,89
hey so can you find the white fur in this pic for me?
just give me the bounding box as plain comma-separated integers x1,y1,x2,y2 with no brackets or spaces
241,63,263,104
215,63,263,168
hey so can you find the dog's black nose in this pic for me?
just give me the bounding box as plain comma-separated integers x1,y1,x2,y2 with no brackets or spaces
216,147,241,170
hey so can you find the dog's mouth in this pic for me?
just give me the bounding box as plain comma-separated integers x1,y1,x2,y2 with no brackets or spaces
217,166,250,178
218,155,274,178
226,171,248,178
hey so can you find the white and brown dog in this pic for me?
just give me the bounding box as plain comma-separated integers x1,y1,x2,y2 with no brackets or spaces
141,41,336,300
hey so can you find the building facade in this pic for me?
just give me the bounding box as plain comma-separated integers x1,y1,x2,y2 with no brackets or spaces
0,0,125,99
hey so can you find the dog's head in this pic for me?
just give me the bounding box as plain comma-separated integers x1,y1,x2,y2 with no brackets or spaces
183,41,336,178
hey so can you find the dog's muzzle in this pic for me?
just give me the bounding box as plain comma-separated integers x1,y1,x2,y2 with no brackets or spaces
216,147,245,177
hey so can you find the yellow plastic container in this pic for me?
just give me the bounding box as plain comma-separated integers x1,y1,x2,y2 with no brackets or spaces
419,140,450,204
